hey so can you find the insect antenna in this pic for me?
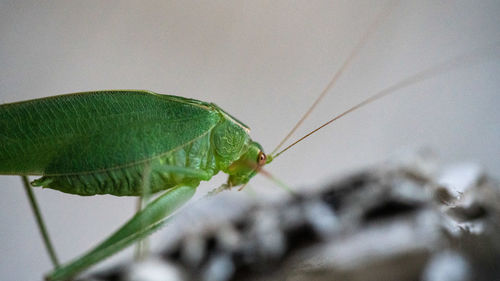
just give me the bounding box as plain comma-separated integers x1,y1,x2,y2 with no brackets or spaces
243,167,295,195
271,1,397,156
271,43,500,160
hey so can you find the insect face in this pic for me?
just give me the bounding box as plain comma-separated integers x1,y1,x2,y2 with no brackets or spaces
227,141,267,186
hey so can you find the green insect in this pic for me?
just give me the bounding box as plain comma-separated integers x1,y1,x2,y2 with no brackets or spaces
1,90,274,280
2,90,268,195
2,5,498,281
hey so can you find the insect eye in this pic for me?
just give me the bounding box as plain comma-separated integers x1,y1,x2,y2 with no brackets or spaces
257,151,267,166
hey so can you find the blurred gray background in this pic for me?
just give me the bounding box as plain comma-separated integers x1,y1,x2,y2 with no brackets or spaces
1,1,499,280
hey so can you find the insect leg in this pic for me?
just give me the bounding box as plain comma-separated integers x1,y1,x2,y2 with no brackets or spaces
134,195,151,260
21,176,60,268
134,163,153,261
45,184,196,281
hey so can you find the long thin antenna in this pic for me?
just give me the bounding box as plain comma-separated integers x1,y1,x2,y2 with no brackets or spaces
272,44,499,160
271,1,397,156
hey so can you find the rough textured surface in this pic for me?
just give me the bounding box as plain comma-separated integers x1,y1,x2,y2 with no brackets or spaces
81,153,500,281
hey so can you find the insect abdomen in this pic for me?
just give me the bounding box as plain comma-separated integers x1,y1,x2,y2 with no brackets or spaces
33,129,219,196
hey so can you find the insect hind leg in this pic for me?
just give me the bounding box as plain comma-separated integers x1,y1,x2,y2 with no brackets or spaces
21,176,60,268
46,184,197,281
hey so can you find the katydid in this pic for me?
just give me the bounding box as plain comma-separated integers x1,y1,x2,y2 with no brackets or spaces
1,4,499,281
0,90,270,280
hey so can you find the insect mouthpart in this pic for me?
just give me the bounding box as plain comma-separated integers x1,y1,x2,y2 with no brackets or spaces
227,174,249,187
265,154,274,164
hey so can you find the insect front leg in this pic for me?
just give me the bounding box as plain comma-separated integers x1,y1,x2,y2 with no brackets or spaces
45,184,197,281
207,183,231,195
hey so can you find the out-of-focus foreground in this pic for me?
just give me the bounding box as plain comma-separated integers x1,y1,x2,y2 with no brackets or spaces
82,153,500,281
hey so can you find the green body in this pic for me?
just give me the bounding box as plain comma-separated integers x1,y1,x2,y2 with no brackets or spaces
1,90,266,280
0,90,257,195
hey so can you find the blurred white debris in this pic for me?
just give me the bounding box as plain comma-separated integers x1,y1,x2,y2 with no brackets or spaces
302,211,441,271
422,251,471,281
251,208,286,259
437,163,483,199
125,258,184,281
303,200,340,239
201,254,234,281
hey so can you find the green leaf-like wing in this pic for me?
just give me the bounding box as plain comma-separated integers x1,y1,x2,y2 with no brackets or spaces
0,91,220,176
